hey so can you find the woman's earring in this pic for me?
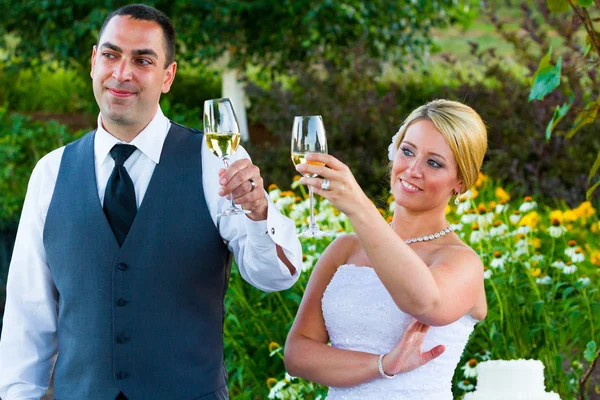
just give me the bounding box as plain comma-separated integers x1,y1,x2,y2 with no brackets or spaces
454,192,460,206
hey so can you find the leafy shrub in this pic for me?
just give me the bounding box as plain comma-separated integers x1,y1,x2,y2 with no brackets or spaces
245,53,600,208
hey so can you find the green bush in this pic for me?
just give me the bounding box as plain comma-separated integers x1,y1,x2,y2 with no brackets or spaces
0,108,83,229
245,55,600,208
0,63,93,113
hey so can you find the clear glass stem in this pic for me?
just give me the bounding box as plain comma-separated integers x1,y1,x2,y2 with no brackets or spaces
308,185,317,229
223,157,237,210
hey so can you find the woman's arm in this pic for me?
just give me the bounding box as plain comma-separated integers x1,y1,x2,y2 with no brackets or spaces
284,235,445,387
296,154,485,327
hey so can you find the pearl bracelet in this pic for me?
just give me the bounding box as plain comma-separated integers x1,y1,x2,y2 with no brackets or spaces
378,354,396,379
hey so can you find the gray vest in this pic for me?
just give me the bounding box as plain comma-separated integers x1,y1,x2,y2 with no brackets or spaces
43,123,230,400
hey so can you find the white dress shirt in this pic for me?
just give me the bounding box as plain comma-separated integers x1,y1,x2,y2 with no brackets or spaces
0,107,301,400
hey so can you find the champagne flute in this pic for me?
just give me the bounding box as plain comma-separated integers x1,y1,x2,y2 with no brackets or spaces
204,98,251,217
291,115,330,237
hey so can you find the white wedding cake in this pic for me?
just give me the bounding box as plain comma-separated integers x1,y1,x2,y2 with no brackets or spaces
463,359,561,400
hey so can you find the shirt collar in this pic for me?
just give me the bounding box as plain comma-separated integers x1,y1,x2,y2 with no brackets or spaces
94,106,170,168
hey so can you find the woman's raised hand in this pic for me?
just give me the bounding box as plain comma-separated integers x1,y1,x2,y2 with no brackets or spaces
296,153,372,217
381,319,446,375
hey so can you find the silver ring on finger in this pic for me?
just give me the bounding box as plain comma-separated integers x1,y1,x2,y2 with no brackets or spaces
248,178,256,192
321,178,331,191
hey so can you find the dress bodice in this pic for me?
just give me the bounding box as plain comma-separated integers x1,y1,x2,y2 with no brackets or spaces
322,264,477,400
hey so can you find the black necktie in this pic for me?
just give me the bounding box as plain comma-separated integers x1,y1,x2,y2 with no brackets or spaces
104,144,137,247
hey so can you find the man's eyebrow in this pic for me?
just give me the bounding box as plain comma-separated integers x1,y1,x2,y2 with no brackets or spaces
403,141,448,162
133,49,158,59
99,42,158,60
100,42,122,53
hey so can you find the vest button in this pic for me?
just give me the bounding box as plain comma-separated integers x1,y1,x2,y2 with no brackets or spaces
116,298,127,307
116,335,129,344
117,263,128,271
116,371,128,380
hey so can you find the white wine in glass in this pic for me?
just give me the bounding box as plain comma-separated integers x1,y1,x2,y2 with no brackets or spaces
204,98,251,217
291,115,331,237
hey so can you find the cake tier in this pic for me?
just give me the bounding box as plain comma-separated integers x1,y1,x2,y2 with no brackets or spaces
475,359,548,393
463,392,561,400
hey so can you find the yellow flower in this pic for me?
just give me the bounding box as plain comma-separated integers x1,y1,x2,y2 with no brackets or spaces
591,250,600,266
377,208,386,217
591,222,600,233
574,201,595,218
489,201,497,209
387,195,395,204
268,183,279,191
445,205,451,215
495,187,510,202
549,210,564,224
477,204,488,215
519,211,540,228
563,210,578,223
333,208,341,216
532,238,541,249
295,196,302,203
531,268,542,277
475,172,488,188
266,377,278,389
268,342,281,352
386,215,394,223
293,175,301,181
280,191,295,197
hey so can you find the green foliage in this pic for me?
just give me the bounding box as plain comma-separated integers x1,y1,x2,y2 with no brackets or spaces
0,108,83,229
245,50,600,208
0,0,478,72
528,47,562,101
0,62,92,113
523,1,600,197
224,179,600,399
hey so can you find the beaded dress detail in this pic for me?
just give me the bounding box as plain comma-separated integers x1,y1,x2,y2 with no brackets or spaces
322,264,477,400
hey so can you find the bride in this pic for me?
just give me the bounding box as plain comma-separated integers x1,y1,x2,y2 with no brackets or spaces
284,99,488,399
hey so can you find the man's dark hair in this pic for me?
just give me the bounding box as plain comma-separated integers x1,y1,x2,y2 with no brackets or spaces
98,4,176,68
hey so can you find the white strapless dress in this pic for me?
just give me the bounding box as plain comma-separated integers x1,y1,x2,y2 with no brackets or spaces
322,264,478,400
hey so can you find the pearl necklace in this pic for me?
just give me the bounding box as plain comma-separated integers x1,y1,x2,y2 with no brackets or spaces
390,223,455,244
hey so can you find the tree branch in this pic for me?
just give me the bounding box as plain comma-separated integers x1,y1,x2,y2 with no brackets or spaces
579,349,600,400
568,1,600,58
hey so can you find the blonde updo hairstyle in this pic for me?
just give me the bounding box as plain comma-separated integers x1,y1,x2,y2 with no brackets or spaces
391,99,488,193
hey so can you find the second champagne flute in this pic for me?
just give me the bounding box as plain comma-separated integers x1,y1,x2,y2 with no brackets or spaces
291,115,331,237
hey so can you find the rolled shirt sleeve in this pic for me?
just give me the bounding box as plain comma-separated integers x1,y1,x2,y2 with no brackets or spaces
202,141,302,292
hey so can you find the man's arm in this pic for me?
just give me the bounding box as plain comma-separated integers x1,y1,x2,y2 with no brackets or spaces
0,154,60,399
202,142,302,292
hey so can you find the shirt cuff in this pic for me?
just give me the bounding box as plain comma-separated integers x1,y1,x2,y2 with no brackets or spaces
244,200,287,248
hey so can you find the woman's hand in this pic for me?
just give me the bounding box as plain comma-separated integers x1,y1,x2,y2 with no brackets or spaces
295,153,372,217
382,319,446,375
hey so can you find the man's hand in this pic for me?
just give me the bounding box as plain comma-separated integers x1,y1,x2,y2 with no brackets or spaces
218,159,268,221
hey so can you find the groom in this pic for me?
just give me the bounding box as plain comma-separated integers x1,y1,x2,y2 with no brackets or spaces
0,4,301,400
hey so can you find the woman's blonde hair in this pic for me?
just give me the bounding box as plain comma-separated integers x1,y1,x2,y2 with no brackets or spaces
392,99,487,192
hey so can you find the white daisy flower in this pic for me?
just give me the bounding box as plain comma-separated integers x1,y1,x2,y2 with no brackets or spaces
549,225,566,238
495,203,509,214
536,276,552,285
478,212,494,226
509,212,522,225
490,251,507,270
457,200,471,215
450,223,463,232
571,249,585,263
514,239,530,258
519,196,537,213
551,260,566,270
516,226,531,235
458,379,475,391
563,263,577,274
476,350,492,361
484,269,493,279
470,229,484,244
577,277,591,287
489,222,508,237
461,359,479,378
461,213,478,224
